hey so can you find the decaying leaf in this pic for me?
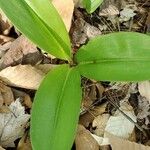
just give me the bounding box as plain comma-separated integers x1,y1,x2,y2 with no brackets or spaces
17,132,32,150
0,146,5,150
0,9,12,35
119,7,136,22
52,0,74,31
92,114,110,137
0,42,12,58
105,132,150,150
138,81,150,101
91,134,110,146
0,64,55,90
0,81,14,107
0,35,43,70
99,5,119,17
137,96,150,125
0,99,30,147
72,18,101,46
0,35,13,45
75,125,99,150
105,101,136,139
80,103,107,127
12,89,32,109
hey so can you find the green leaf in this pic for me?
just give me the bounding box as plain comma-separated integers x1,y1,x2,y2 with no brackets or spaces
31,65,82,150
75,32,150,81
0,0,71,60
82,0,103,13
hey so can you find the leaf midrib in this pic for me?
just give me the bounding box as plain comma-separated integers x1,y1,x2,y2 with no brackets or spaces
51,67,72,145
78,58,150,65
8,0,70,60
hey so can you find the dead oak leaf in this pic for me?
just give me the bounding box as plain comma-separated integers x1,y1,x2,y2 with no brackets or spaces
0,35,43,70
0,99,30,147
0,64,55,90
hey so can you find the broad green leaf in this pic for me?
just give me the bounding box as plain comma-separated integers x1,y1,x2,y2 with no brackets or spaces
24,0,71,57
0,0,71,61
82,0,103,13
31,65,82,150
75,32,150,81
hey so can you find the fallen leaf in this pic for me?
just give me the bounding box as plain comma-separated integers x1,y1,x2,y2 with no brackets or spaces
119,7,136,22
72,18,101,47
17,132,32,150
0,64,55,90
105,101,136,139
91,134,110,146
80,103,107,127
0,35,43,70
0,9,12,35
0,42,12,58
105,132,150,150
0,99,30,147
12,89,32,109
99,5,119,17
92,114,110,137
75,125,99,150
0,81,14,106
84,23,102,39
137,96,150,125
138,81,150,101
0,35,13,44
0,146,5,150
52,0,74,31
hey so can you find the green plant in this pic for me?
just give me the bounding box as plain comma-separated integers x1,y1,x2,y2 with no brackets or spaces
82,0,104,13
0,0,150,150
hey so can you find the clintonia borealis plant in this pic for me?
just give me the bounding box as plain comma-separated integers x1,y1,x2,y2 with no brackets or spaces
1,0,150,150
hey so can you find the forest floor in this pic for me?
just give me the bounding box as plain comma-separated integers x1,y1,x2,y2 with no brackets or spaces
0,0,150,149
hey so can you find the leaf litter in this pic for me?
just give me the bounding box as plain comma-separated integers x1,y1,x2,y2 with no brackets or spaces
0,0,150,149
0,98,30,148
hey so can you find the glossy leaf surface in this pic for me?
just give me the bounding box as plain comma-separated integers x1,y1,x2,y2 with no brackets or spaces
0,0,71,60
31,65,82,150
82,0,103,13
75,32,150,81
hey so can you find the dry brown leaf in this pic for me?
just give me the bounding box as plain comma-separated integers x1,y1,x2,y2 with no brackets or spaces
0,42,12,58
0,64,55,90
105,132,150,150
12,89,32,109
80,103,107,127
0,35,43,69
99,5,119,17
0,35,13,44
0,81,14,106
0,146,5,150
91,134,110,146
17,132,32,150
92,114,110,137
52,0,74,31
0,9,12,35
72,18,101,46
138,81,150,101
75,125,99,150
137,96,150,125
